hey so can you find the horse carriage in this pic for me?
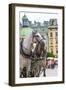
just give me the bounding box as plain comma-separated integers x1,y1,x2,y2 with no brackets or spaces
20,31,47,77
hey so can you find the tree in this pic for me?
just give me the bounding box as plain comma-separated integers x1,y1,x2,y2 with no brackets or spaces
47,52,55,57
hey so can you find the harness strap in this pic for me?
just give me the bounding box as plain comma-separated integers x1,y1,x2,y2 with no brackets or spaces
21,45,31,58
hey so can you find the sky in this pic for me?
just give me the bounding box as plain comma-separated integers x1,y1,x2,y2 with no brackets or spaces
19,11,58,24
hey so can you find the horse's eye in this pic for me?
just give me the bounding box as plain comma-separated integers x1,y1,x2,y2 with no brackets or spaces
36,35,39,37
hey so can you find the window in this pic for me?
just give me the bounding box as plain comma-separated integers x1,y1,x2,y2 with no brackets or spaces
50,32,53,37
51,48,53,53
55,32,58,44
56,47,58,53
51,42,53,44
56,38,58,44
50,39,53,44
55,32,58,37
56,49,58,53
52,20,54,25
50,46,53,53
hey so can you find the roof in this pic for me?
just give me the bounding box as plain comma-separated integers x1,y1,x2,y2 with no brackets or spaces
22,14,28,20
48,26,58,29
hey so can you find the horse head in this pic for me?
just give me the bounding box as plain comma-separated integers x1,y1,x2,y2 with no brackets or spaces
20,30,47,59
31,31,47,58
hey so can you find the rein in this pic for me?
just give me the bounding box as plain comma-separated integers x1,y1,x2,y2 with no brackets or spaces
21,44,31,58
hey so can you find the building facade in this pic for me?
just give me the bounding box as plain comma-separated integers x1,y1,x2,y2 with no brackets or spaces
48,19,58,57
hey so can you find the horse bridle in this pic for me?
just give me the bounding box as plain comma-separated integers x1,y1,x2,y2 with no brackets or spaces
33,34,44,45
21,42,31,58
21,34,46,60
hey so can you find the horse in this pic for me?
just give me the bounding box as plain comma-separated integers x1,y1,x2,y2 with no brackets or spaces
20,31,47,77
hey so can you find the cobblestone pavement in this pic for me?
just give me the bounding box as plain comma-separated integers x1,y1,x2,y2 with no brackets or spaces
40,65,58,77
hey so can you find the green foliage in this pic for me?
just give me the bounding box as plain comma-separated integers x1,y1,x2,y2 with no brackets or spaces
47,52,55,57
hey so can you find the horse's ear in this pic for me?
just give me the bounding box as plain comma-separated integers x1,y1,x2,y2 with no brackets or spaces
32,30,37,35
